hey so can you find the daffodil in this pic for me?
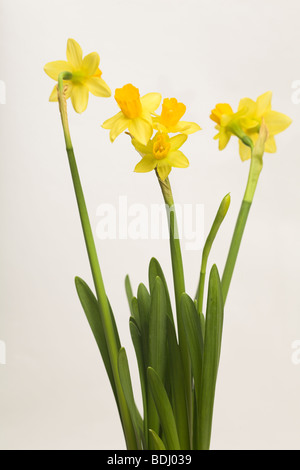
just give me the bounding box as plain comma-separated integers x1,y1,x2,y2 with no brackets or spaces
44,38,111,113
132,132,189,181
210,103,253,151
102,84,161,145
237,91,292,161
153,97,201,135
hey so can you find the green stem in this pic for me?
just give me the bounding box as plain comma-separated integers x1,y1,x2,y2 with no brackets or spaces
156,173,192,447
221,136,265,304
57,73,137,450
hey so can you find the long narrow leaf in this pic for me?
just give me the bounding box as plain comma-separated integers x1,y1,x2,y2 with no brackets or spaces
118,347,143,450
147,367,181,450
75,277,117,400
149,429,166,450
198,265,224,450
148,257,174,326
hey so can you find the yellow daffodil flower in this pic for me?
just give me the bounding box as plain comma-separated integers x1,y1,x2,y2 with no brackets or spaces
44,38,111,113
153,97,201,135
132,132,189,181
210,103,253,151
102,84,161,145
237,91,292,161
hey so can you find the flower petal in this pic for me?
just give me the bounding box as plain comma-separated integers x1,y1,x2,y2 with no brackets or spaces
140,93,162,113
156,163,172,181
128,118,153,145
82,52,100,76
264,111,292,135
67,39,83,68
86,77,111,97
239,140,252,161
172,121,201,135
134,157,157,173
109,115,129,142
49,82,73,102
168,150,189,168
71,85,89,113
49,85,58,102
265,136,277,153
256,91,272,116
131,138,152,158
219,128,231,150
169,134,187,151
44,61,72,80
102,111,124,129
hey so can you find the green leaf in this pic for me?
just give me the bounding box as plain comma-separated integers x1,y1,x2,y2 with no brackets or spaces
147,367,181,450
198,264,224,450
75,277,117,401
137,283,151,366
149,429,166,450
131,297,141,331
125,275,134,316
166,317,190,450
118,347,143,450
148,257,174,326
148,276,168,380
129,320,148,448
147,276,168,440
181,293,204,402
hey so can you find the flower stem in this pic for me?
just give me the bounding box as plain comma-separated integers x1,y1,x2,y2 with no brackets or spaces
221,125,267,304
57,73,137,450
156,172,192,447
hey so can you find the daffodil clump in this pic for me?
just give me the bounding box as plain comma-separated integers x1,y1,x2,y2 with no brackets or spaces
45,39,292,451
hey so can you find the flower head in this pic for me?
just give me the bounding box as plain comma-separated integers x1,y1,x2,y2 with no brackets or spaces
132,132,189,181
153,97,201,135
102,84,161,145
44,39,111,113
210,103,252,151
238,91,292,161
211,93,292,160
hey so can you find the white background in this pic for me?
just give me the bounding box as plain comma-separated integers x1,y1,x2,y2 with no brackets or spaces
1,0,300,450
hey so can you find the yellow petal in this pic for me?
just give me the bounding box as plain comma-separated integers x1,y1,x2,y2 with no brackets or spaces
102,111,124,129
219,128,231,150
238,98,256,115
156,163,172,181
49,82,73,102
44,61,72,80
140,93,162,113
172,121,201,135
264,136,277,153
256,91,272,116
66,39,83,68
134,157,157,173
86,77,111,97
239,140,252,161
109,115,129,142
169,134,187,151
168,150,189,168
131,138,152,158
49,85,58,102
128,118,153,145
71,85,89,113
82,52,100,76
264,111,292,135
